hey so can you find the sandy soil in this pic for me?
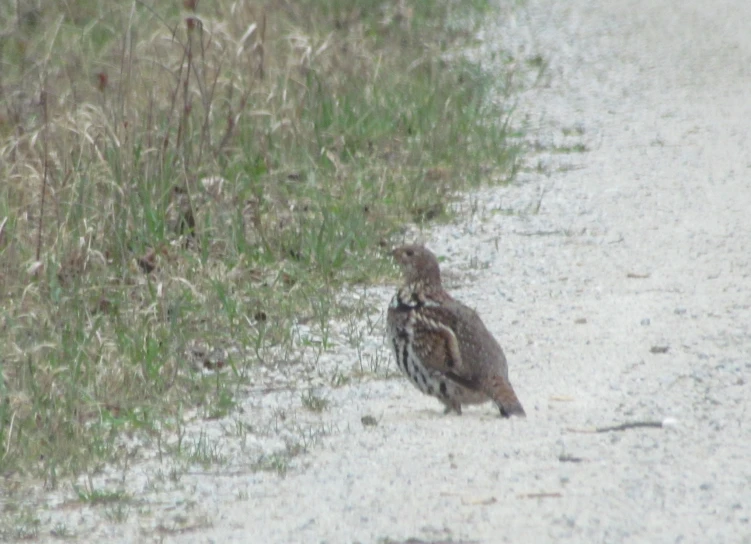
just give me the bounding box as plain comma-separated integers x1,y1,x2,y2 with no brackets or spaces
192,0,751,541
23,0,751,542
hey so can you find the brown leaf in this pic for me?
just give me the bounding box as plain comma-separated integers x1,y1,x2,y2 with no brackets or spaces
95,297,114,314
424,167,449,183
96,72,108,92
137,249,156,273
203,359,226,371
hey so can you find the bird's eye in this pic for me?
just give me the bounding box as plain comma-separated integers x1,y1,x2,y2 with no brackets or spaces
405,249,414,257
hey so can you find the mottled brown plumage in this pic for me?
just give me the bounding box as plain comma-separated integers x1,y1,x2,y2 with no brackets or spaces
387,244,525,417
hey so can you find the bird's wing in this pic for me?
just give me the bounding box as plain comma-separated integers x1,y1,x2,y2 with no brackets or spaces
448,301,508,375
411,301,508,382
409,304,488,390
411,310,465,373
413,301,523,416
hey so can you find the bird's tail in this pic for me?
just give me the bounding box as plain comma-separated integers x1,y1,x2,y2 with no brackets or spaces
485,375,526,418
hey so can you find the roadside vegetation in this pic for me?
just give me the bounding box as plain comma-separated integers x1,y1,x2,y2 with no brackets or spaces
0,0,520,488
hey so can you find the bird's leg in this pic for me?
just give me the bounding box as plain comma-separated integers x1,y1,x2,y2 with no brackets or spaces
441,399,462,415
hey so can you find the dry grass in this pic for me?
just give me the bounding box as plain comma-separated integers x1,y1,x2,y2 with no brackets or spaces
0,0,520,483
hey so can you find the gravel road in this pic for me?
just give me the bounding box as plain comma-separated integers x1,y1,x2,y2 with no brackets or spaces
200,1,750,542
31,0,751,542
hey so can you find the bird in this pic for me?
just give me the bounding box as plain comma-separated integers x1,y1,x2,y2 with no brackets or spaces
386,244,526,417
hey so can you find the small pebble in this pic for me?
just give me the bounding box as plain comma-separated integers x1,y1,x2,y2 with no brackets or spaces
361,415,378,427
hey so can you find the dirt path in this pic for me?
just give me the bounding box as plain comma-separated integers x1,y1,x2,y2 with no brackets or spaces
32,0,750,542
190,1,750,542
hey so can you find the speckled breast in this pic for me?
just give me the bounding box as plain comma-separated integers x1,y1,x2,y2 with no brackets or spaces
387,293,448,398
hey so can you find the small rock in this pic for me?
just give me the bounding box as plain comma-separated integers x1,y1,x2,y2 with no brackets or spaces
361,415,378,427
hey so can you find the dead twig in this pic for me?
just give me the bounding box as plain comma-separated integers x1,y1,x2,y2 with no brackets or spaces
567,420,664,433
558,454,584,463
517,492,562,499
514,229,564,237
35,86,49,261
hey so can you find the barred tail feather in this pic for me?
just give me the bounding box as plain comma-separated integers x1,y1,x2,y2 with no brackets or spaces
486,376,526,418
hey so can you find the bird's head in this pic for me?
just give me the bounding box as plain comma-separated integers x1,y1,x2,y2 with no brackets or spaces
391,244,442,286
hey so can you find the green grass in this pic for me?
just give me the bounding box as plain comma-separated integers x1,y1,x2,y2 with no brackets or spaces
73,484,130,505
0,506,40,541
301,390,329,413
0,0,521,483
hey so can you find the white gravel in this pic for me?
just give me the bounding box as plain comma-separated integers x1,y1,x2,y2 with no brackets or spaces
21,0,751,542
197,1,751,541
